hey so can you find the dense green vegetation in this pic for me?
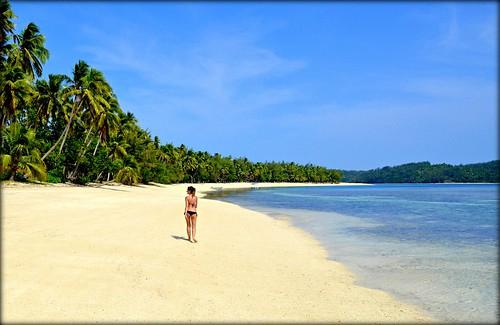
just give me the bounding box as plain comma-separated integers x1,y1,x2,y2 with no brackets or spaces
341,160,499,183
0,1,342,185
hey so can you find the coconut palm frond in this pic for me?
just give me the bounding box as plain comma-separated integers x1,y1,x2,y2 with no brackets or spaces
24,161,47,181
0,153,11,171
114,166,139,185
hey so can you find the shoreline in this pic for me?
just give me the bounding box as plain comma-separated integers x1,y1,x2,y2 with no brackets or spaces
2,180,496,190
0,180,372,189
3,182,434,322
204,185,436,321
193,181,372,198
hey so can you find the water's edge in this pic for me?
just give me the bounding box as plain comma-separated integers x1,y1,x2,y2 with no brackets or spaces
204,188,439,321
205,185,498,323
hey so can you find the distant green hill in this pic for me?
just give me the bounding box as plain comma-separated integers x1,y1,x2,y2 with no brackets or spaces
341,160,499,183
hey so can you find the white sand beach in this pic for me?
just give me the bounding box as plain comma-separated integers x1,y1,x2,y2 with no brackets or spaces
2,182,434,322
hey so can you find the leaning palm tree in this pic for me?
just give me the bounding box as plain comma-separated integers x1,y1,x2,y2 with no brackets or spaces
1,122,47,181
92,94,120,156
41,61,112,160
58,66,111,154
11,22,49,79
66,93,120,180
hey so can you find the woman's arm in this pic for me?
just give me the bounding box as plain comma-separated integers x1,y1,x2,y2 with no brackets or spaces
184,196,188,215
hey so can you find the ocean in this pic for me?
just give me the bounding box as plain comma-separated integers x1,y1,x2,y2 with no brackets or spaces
207,184,498,323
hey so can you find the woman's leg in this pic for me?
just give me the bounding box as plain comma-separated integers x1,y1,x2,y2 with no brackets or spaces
191,214,197,243
185,214,191,241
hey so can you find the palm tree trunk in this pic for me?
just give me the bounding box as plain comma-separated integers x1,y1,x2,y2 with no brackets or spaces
42,100,83,161
9,165,17,180
69,128,98,178
66,168,76,181
93,136,101,156
95,171,103,182
58,98,85,155
80,125,94,156
58,110,76,154
41,121,70,160
107,172,110,181
72,125,94,166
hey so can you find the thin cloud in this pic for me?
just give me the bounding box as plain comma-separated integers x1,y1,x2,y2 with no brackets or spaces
418,4,496,67
399,77,496,100
79,25,305,104
438,5,460,49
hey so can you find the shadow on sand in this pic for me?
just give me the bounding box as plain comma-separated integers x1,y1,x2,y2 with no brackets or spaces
88,184,129,192
171,235,191,242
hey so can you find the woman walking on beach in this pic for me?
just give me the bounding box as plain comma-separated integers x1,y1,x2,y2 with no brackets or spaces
184,186,198,243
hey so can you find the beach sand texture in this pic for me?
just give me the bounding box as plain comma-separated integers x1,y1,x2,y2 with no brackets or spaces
2,182,434,322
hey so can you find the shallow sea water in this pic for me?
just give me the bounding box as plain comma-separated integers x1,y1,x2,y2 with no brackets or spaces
209,184,498,323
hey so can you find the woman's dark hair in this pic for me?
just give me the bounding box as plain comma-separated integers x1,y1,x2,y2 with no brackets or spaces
187,186,196,194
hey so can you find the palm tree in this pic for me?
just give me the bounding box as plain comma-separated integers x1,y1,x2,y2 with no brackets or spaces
114,166,139,185
0,0,15,58
66,93,120,181
1,122,46,181
0,65,31,128
184,150,198,183
159,143,176,164
41,61,112,160
139,142,159,174
60,66,111,154
92,94,120,155
118,111,137,131
32,74,69,128
107,140,128,161
101,111,134,161
11,22,49,79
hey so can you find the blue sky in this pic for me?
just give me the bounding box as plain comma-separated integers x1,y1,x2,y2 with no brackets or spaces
12,2,497,170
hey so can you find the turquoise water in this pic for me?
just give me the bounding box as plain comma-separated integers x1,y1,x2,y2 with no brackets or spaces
209,184,498,323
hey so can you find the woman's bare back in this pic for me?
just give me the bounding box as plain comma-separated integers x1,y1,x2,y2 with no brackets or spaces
186,195,197,212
